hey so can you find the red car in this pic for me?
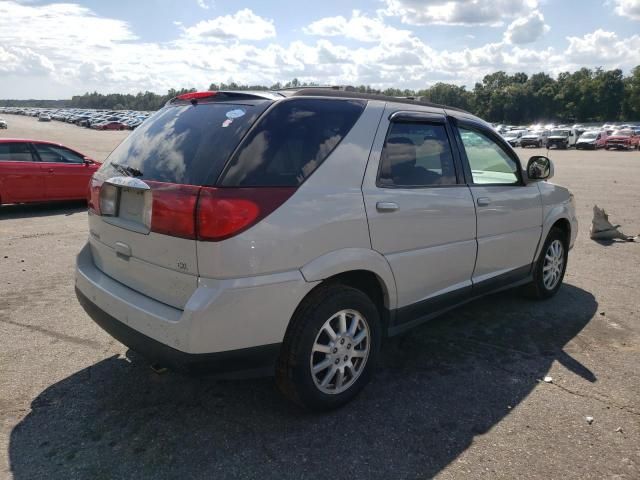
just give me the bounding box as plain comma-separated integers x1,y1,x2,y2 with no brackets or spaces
0,139,100,205
605,129,640,150
94,121,127,131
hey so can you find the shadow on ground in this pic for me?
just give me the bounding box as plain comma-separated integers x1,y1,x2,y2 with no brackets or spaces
9,284,596,479
0,201,86,219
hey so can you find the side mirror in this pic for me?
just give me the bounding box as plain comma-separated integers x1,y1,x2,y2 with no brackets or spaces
83,157,94,166
527,155,553,181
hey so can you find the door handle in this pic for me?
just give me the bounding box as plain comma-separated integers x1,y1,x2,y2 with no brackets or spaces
376,202,399,212
476,197,491,206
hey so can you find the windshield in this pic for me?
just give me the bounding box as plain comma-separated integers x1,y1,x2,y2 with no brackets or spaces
580,132,597,139
550,130,569,137
97,100,270,186
611,129,631,137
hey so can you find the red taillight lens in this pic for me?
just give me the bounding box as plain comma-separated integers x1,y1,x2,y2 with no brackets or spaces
88,177,102,214
196,187,296,241
146,182,200,239
176,91,217,101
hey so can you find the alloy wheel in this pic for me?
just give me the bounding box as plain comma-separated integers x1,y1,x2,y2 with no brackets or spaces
310,309,370,395
542,239,564,290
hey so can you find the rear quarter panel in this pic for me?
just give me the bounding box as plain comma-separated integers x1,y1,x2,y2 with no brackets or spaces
196,101,387,280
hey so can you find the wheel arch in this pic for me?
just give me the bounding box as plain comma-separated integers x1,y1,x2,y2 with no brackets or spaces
300,248,397,312
534,205,575,262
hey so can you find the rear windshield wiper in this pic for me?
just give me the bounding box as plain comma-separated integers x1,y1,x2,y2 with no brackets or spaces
110,162,143,177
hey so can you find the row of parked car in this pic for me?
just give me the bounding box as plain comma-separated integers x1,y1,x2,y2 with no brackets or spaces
496,123,640,151
0,106,151,131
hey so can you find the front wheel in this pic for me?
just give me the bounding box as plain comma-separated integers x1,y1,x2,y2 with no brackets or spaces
276,284,381,411
523,227,568,300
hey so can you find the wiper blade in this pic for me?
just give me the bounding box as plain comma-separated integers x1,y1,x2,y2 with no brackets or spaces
110,162,143,177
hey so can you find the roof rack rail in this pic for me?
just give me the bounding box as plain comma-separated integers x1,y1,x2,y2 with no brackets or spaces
286,88,469,113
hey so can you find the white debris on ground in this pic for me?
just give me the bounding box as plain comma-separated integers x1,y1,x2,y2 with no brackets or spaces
586,416,594,425
590,205,638,241
543,376,553,383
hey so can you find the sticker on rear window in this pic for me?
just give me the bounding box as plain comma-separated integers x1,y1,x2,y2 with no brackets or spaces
226,109,246,119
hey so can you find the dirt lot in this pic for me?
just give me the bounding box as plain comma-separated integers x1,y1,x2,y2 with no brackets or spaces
1,113,639,479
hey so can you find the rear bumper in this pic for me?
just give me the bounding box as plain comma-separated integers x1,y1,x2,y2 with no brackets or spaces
76,287,280,374
75,242,317,373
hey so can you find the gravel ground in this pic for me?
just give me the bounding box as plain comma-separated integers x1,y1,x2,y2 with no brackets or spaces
1,114,639,479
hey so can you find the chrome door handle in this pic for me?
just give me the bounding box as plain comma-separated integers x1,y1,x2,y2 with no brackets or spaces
476,197,491,206
376,202,399,212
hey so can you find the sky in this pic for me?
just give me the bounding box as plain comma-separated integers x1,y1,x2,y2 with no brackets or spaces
1,0,640,99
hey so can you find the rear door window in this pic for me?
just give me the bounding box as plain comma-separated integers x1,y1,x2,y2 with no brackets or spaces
378,121,457,187
0,142,36,162
97,100,271,185
220,98,366,187
34,144,85,163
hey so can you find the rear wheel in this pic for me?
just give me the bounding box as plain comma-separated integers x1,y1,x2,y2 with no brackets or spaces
523,227,568,300
276,284,381,411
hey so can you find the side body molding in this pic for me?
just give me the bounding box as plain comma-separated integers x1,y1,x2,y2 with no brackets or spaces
300,248,398,310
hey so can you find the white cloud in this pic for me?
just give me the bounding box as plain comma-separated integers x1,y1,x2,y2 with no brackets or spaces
0,46,55,75
381,0,539,26
612,0,640,20
182,8,276,41
304,10,412,43
565,29,640,67
504,10,550,44
196,0,210,10
0,1,639,100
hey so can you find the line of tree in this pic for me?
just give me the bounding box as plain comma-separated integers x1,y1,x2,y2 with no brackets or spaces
2,67,639,123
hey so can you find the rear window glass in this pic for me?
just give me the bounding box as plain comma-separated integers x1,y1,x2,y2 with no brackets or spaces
220,98,366,187
97,101,270,185
0,142,34,162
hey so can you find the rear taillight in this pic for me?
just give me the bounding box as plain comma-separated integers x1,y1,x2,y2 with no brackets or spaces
90,179,295,241
146,182,200,239
88,177,102,214
99,183,119,216
196,188,295,241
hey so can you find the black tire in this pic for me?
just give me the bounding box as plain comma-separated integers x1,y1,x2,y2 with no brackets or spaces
276,284,381,411
523,227,568,300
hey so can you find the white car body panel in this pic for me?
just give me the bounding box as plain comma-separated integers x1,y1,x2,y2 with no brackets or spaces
469,183,543,282
195,101,385,280
361,104,477,308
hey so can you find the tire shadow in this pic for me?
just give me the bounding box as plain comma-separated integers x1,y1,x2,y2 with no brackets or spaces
8,284,596,479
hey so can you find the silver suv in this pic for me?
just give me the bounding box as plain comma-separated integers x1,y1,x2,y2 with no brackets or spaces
75,89,578,410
